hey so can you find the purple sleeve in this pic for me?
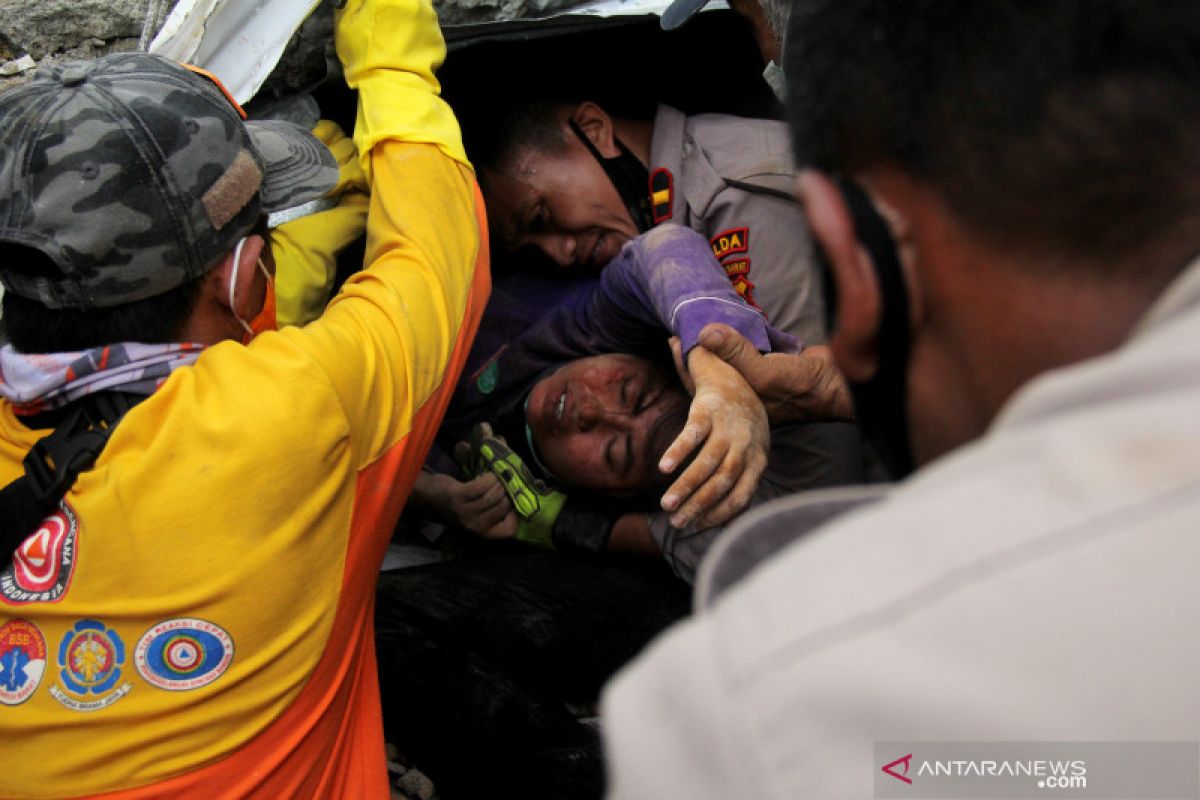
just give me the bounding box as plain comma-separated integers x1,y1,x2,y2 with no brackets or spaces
441,226,802,442
599,224,799,354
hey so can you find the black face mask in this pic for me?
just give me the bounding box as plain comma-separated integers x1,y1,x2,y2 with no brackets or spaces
816,180,916,479
568,118,654,233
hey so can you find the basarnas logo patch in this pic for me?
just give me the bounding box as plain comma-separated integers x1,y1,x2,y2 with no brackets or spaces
50,619,132,711
135,618,234,691
0,618,47,705
1,502,79,605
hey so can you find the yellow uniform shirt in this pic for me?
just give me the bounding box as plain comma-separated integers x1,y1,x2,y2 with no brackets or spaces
0,0,490,795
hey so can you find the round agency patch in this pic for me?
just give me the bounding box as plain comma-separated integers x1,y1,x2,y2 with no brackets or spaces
51,619,132,711
135,618,234,691
1,502,79,605
0,618,47,705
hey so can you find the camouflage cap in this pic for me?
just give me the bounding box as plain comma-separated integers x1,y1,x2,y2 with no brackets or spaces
0,52,338,310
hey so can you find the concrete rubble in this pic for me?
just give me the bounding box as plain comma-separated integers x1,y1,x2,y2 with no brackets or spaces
0,0,593,92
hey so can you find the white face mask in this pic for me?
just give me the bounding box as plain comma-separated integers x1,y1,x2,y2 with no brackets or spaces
228,236,273,339
763,60,787,104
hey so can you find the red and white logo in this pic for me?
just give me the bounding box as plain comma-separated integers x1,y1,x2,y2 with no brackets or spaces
0,618,47,705
882,753,914,785
1,503,79,605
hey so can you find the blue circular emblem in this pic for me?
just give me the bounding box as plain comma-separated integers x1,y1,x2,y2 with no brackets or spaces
135,619,234,691
57,619,124,696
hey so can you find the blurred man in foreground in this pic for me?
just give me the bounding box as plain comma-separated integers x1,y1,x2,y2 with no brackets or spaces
602,2,1200,797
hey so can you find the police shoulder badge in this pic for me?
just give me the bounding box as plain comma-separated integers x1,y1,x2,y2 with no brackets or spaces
0,618,47,705
1,502,79,605
51,619,132,711
709,227,749,260
650,168,674,224
135,618,234,691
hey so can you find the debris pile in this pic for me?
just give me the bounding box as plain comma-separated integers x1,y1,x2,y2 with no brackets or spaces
0,0,594,91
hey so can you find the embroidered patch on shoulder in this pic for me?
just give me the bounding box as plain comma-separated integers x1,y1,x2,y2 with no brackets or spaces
135,618,234,691
723,258,762,311
0,618,47,705
51,620,132,711
1,502,79,606
475,361,500,395
650,168,674,224
469,347,507,396
722,257,751,278
710,227,749,260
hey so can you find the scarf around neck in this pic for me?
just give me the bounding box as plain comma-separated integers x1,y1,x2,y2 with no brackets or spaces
0,342,205,416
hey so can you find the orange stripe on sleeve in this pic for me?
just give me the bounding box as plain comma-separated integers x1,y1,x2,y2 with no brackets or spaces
89,180,490,800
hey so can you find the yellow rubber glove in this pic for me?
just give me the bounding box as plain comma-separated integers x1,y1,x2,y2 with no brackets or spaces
271,120,369,326
335,0,470,179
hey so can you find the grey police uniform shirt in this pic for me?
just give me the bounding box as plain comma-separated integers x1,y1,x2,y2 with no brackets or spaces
648,104,826,346
650,421,865,585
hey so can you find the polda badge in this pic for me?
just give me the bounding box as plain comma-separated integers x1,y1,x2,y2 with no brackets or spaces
1,502,79,605
0,619,47,705
135,618,234,691
50,620,133,712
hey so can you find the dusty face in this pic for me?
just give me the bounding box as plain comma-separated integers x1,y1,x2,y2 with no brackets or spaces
525,354,689,493
482,140,640,269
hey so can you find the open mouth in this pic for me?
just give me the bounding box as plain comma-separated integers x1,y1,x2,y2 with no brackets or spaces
578,232,612,267
588,234,606,266
556,390,566,422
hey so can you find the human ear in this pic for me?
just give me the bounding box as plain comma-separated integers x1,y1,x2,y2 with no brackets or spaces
569,101,619,158
795,170,882,381
210,233,266,317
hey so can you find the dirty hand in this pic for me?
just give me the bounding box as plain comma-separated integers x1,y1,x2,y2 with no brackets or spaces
423,471,519,539
456,423,567,549
695,323,855,423
658,346,769,529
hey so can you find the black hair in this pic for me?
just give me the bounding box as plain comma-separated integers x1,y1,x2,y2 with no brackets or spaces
643,395,691,493
784,0,1200,271
450,96,577,269
457,99,571,175
450,82,656,178
1,253,205,353
1,215,270,353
